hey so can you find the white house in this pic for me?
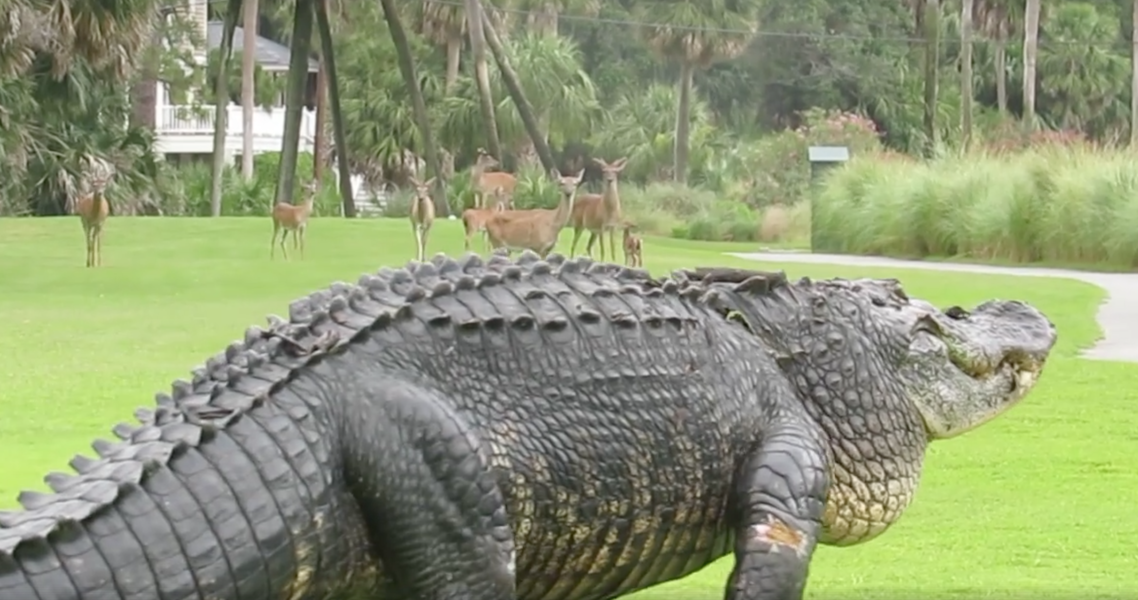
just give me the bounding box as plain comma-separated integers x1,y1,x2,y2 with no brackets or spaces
155,0,320,164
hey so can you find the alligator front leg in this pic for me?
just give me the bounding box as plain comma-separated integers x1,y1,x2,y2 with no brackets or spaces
343,379,517,600
726,418,829,600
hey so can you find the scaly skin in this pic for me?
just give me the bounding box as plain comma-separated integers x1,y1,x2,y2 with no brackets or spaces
0,252,1057,600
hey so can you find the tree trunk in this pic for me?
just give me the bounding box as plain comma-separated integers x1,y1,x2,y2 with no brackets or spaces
129,79,158,131
1022,0,1041,128
481,10,557,175
445,33,461,93
313,59,327,181
995,34,1007,113
960,0,973,149
380,0,449,217
315,0,358,217
465,0,502,160
673,60,694,183
1131,0,1137,145
240,0,257,180
274,0,313,206
209,0,243,217
921,0,941,157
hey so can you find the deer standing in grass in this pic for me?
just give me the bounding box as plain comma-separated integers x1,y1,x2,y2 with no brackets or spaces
461,185,511,252
471,148,516,209
622,221,643,267
74,164,113,268
270,180,318,260
484,170,583,257
569,157,627,261
408,176,436,262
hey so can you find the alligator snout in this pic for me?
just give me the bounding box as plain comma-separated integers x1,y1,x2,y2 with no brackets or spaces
944,299,1058,376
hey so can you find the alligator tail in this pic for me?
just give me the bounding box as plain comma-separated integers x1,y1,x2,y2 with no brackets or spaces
0,279,385,600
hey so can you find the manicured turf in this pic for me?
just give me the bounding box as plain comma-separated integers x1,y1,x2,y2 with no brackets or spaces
0,216,1134,599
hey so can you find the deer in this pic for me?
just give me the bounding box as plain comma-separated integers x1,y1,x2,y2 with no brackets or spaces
75,165,113,268
408,176,436,262
461,185,511,252
568,157,628,262
621,221,643,267
270,179,318,260
471,148,517,209
483,170,583,258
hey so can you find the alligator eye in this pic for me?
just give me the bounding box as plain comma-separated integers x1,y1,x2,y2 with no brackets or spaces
945,306,969,320
914,314,944,335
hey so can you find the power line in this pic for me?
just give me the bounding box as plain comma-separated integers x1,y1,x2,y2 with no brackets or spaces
193,0,1138,53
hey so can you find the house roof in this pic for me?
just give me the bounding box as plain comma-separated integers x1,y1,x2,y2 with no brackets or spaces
206,21,320,72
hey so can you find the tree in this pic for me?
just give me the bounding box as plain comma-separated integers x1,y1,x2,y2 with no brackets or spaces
1023,0,1042,127
274,0,314,206
466,0,503,159
1132,0,1137,145
913,0,941,156
634,0,761,183
314,0,357,216
505,0,600,37
210,0,244,216
241,0,259,180
380,0,450,216
419,1,468,92
962,0,975,148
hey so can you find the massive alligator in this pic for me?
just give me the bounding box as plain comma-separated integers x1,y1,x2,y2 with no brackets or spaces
0,251,1057,600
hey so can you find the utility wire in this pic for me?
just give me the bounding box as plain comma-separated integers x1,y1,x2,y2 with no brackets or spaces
192,0,1138,52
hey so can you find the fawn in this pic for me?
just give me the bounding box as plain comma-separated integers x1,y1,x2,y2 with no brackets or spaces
622,221,643,267
74,165,113,268
471,148,516,210
270,180,318,260
461,185,511,252
408,176,436,262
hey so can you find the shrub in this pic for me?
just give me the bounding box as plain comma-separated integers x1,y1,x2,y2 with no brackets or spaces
814,147,1138,267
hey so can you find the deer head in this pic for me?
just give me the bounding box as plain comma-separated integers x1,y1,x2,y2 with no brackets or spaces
621,220,637,233
410,176,436,198
553,170,584,197
475,148,500,170
593,157,628,183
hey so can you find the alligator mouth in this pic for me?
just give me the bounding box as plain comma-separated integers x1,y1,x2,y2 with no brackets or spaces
948,343,1043,400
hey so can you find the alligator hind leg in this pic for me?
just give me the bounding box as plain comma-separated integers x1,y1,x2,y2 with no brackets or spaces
726,418,829,600
343,379,516,600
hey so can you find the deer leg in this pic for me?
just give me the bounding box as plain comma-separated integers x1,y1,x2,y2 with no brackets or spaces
93,225,102,267
569,227,585,257
584,231,599,259
280,229,290,260
298,227,306,260
83,224,93,268
271,224,279,259
608,229,617,265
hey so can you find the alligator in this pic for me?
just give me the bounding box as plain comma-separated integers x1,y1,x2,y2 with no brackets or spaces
0,251,1057,600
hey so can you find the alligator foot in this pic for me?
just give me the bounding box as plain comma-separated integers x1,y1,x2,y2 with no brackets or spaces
726,418,828,600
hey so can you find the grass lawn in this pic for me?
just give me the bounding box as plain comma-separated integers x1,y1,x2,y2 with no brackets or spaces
0,216,1134,599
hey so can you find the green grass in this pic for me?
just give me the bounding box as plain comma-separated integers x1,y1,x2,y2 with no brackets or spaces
0,216,1134,599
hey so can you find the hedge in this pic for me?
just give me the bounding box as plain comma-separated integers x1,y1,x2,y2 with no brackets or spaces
813,147,1138,268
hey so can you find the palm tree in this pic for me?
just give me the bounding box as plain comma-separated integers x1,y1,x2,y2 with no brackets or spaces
466,0,503,159
241,0,259,180
961,0,974,148
209,0,243,216
380,0,450,215
1132,0,1137,145
1022,0,1042,128
633,0,761,183
418,1,467,92
504,0,600,37
973,0,1018,113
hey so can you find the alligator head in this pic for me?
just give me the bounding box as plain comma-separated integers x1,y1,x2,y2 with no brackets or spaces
683,267,1058,547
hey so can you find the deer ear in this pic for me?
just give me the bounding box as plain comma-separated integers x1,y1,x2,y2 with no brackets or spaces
550,168,562,179
425,177,436,187
613,158,628,170
591,157,607,167
409,176,420,186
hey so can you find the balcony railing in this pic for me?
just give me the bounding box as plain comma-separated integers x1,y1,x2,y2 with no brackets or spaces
156,104,316,140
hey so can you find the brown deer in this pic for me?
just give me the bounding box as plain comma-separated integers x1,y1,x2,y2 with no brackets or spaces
270,179,318,260
408,176,436,262
471,148,517,209
75,165,114,268
568,157,627,261
461,185,511,252
622,221,643,267
484,170,583,257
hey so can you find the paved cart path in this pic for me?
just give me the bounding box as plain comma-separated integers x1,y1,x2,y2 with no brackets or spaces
729,251,1138,363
